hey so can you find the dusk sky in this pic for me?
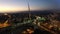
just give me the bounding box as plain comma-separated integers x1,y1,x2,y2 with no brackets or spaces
0,0,60,13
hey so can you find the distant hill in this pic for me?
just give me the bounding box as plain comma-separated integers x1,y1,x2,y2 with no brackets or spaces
0,10,60,18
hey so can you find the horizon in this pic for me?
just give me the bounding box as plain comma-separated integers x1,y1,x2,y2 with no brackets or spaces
0,0,60,13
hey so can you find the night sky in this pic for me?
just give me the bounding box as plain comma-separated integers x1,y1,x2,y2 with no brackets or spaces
0,0,60,13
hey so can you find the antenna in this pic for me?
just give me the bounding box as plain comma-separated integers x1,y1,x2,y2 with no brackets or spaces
26,0,31,19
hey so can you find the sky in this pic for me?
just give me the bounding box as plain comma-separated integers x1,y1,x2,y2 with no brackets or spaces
0,0,60,13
